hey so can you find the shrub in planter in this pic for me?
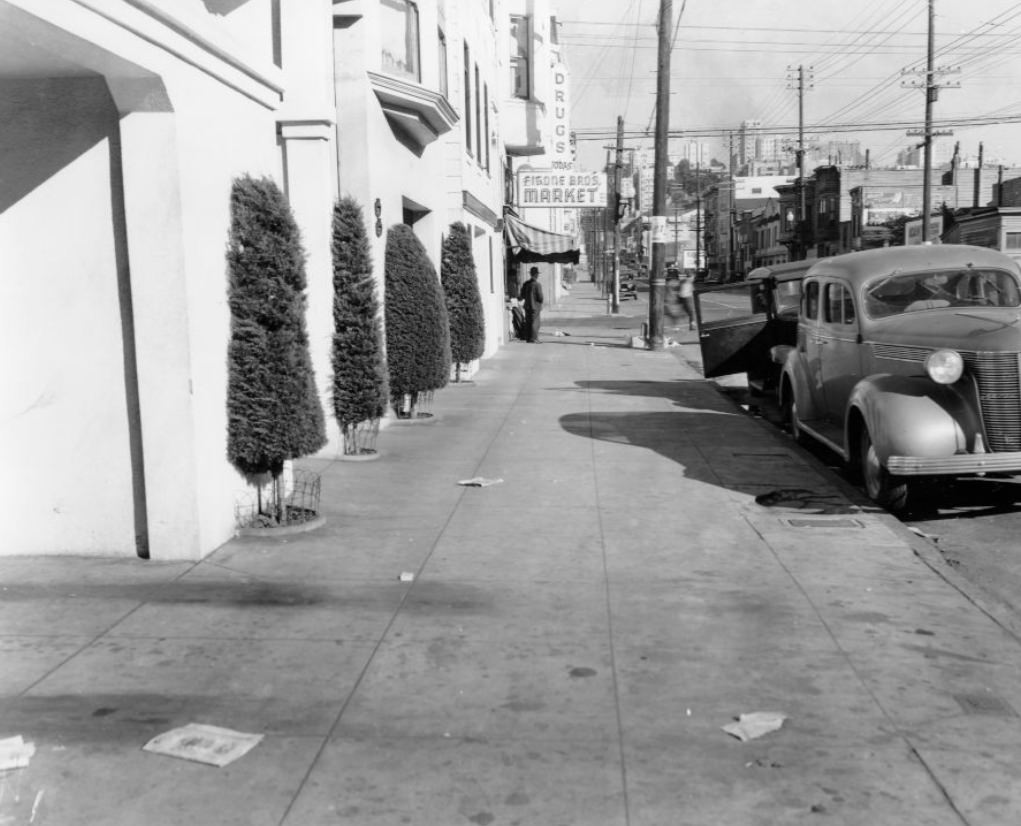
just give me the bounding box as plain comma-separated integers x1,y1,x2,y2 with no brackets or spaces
331,197,388,455
441,222,486,382
384,224,451,417
226,174,326,521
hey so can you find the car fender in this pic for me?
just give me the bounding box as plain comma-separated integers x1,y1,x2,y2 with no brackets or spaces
845,374,978,464
776,348,816,418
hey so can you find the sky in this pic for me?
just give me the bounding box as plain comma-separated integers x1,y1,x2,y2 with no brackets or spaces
553,0,1021,173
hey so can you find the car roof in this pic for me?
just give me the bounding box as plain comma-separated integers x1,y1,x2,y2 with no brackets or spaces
805,244,1021,286
746,260,815,283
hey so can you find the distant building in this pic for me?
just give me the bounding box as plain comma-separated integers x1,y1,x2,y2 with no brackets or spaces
703,175,795,279
896,139,955,168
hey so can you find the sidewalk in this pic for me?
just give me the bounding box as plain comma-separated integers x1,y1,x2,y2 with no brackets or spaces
3,279,1021,825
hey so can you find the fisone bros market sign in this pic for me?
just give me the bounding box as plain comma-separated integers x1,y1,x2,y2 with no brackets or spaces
516,169,608,207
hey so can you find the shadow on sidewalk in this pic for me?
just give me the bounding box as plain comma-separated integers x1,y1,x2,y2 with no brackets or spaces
559,380,862,515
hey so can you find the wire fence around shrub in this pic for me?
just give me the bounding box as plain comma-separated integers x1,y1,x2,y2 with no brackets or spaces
235,469,322,529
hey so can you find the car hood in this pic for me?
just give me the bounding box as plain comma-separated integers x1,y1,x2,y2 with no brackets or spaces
867,308,1021,351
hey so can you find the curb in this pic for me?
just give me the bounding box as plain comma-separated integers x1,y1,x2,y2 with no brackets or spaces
236,514,327,538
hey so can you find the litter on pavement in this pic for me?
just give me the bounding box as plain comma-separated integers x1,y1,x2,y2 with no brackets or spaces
0,735,35,770
907,525,939,541
142,723,263,767
457,477,504,487
722,711,787,742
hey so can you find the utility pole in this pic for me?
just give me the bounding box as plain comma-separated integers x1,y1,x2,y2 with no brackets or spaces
647,0,671,350
786,65,813,260
612,115,624,313
974,141,984,208
903,0,958,241
695,160,702,277
727,132,735,278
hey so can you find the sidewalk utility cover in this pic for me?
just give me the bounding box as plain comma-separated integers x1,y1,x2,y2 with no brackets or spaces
0,735,35,770
143,723,263,767
722,712,787,742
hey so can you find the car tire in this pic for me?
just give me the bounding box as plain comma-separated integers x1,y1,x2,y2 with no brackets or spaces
859,427,909,511
781,384,808,446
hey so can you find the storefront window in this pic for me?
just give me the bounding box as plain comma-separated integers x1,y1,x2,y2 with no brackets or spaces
381,0,419,81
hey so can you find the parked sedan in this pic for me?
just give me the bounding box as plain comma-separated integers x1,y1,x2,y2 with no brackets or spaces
697,244,1021,511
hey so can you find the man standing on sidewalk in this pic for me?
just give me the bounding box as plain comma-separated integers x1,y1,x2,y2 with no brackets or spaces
519,266,544,343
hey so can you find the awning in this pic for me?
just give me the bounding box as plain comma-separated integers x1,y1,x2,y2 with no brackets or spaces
503,211,580,264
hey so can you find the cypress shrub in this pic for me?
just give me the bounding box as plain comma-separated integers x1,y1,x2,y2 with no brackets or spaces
384,224,451,417
441,222,486,381
225,174,326,518
331,196,388,454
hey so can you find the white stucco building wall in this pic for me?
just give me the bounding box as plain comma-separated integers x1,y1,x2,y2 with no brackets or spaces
442,0,507,359
332,0,454,340
502,1,576,304
1,1,284,560
331,0,507,374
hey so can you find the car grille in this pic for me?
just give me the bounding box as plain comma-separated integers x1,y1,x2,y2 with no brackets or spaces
961,352,1021,452
872,344,1021,452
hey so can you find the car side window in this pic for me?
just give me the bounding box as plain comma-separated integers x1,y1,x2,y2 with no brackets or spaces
803,281,820,320
825,283,856,325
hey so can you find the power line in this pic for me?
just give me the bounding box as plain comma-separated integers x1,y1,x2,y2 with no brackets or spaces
559,19,1020,37
571,111,1021,141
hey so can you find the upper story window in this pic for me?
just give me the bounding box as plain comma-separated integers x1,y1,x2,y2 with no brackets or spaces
484,83,491,173
474,63,482,159
510,15,530,99
438,29,448,98
464,43,473,156
381,0,420,82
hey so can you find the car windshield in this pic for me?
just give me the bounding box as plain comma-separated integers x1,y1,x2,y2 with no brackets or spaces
774,280,802,317
864,268,1021,318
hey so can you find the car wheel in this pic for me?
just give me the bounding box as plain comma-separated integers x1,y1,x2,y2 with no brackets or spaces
859,427,909,511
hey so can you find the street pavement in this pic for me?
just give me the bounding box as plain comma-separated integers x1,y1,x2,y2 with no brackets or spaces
4,279,1021,825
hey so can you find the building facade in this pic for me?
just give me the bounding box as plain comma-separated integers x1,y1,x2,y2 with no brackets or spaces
2,0,569,561
2,0,287,560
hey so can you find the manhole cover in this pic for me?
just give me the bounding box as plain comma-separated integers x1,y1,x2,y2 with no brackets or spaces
785,518,864,529
954,692,1016,716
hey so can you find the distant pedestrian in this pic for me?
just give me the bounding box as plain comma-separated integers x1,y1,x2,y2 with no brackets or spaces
678,269,696,330
519,266,544,342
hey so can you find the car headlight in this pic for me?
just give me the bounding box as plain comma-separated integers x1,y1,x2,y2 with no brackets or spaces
925,349,964,384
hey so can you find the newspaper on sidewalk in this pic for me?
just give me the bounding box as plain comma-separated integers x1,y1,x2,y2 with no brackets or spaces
0,735,36,771
142,723,263,767
722,711,787,742
457,477,503,487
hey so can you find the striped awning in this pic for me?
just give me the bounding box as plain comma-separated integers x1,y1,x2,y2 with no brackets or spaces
503,212,580,264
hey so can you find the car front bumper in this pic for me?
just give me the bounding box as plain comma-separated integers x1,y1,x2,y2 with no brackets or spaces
888,451,1021,476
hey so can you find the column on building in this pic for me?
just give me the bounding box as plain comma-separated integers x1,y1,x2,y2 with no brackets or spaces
279,0,339,450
